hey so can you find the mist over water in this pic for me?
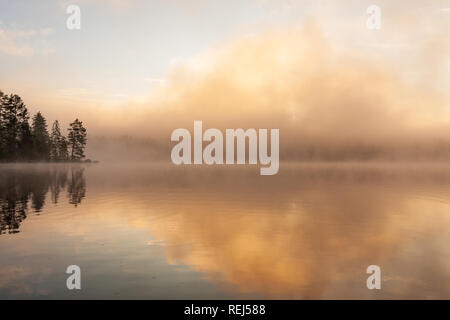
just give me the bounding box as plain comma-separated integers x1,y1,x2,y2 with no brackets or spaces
0,163,449,299
77,24,450,163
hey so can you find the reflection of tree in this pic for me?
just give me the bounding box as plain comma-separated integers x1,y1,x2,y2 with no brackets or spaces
0,166,86,234
49,169,68,204
67,168,86,207
0,172,30,234
30,172,50,212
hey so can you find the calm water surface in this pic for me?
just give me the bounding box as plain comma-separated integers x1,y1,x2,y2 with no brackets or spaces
0,162,449,299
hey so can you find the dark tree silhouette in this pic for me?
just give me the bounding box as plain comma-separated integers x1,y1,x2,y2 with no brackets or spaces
59,137,69,161
0,93,30,161
18,121,34,160
50,120,69,161
32,112,50,161
68,119,87,161
0,90,88,162
0,91,5,160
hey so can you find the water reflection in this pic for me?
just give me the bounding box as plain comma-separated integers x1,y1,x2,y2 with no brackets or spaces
106,163,450,299
67,168,86,206
0,165,86,234
0,163,449,299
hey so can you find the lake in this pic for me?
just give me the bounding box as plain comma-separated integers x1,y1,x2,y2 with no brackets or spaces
0,162,449,299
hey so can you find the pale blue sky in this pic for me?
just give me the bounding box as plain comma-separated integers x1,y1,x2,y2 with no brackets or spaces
0,0,295,105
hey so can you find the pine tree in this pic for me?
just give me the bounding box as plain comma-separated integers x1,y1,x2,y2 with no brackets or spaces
67,119,87,161
18,121,34,161
50,120,66,161
58,136,69,161
31,112,50,161
0,94,30,161
50,120,69,162
1,91,88,162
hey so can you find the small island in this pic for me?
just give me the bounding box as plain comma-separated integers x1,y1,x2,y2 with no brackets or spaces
0,90,93,163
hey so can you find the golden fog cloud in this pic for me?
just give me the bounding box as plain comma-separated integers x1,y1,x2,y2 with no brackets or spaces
79,23,450,161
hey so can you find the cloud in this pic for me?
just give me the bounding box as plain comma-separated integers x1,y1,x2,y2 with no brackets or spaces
0,27,55,57
143,77,166,84
39,28,55,36
77,23,450,162
59,0,141,10
10,1,449,161
0,28,35,56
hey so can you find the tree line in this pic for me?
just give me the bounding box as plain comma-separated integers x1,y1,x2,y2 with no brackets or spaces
0,90,87,162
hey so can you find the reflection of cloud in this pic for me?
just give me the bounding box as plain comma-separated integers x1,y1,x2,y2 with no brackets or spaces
79,164,450,298
136,165,450,298
0,266,32,288
146,239,166,246
0,266,52,296
0,164,448,298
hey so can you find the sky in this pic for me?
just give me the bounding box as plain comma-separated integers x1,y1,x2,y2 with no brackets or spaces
0,0,449,160
1,0,282,108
